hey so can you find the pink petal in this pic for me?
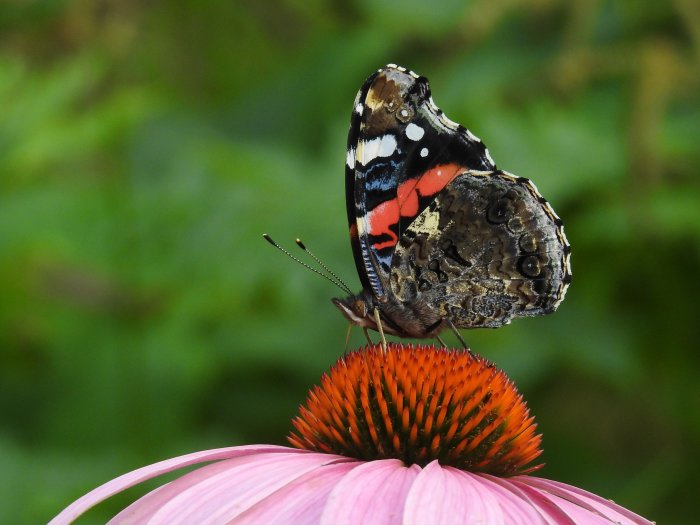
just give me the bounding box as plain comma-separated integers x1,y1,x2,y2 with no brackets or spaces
485,475,576,525
516,477,654,525
49,445,307,525
234,461,362,525
111,451,352,524
532,496,620,525
320,459,421,525
461,473,549,525
404,461,504,525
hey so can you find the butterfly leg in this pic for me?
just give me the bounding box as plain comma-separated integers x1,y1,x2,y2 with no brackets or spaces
436,334,448,347
373,307,387,352
446,318,470,351
363,327,374,346
344,323,353,354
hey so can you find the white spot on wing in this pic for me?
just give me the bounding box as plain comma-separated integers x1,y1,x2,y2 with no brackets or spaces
420,147,428,157
357,134,397,166
378,134,397,157
405,123,425,141
346,147,356,169
355,103,363,116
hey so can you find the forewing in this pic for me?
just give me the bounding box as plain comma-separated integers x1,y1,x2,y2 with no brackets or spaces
346,65,495,298
390,170,572,328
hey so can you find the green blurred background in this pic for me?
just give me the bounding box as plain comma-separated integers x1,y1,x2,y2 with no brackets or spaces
1,1,698,523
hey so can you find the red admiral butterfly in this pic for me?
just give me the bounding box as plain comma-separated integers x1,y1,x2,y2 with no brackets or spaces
332,64,571,343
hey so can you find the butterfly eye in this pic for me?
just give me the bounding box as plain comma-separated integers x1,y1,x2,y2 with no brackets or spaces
518,255,542,278
354,299,368,316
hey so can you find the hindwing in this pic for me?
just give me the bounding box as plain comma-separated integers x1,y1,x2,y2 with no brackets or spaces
390,170,572,328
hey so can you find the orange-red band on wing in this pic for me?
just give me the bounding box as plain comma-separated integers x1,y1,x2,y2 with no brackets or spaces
366,163,464,250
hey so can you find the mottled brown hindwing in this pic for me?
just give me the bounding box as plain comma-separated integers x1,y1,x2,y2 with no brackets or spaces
390,170,571,328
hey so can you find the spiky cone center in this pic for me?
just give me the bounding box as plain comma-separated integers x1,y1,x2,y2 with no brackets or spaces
289,343,542,476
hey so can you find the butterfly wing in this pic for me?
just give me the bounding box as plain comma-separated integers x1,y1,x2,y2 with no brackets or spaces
390,170,572,328
346,65,496,299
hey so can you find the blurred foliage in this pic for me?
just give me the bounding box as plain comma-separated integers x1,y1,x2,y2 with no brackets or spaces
0,0,699,523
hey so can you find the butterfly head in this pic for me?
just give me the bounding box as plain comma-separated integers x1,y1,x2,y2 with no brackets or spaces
332,292,377,331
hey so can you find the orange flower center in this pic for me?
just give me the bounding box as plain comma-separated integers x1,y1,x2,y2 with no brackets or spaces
289,343,542,476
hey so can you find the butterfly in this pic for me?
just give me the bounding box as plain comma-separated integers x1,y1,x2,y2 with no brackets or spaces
332,64,571,345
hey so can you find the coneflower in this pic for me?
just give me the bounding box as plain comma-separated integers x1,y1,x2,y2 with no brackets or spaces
51,344,653,524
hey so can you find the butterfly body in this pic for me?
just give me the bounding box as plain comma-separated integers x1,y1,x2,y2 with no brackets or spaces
334,65,571,339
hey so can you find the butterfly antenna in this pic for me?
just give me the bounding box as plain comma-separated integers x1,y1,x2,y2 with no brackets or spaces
295,238,353,295
263,234,352,295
